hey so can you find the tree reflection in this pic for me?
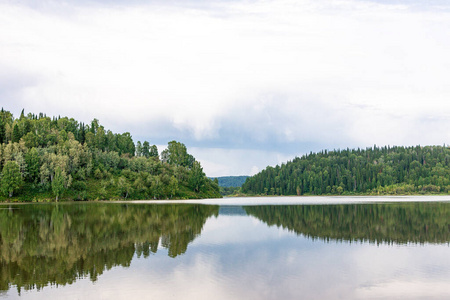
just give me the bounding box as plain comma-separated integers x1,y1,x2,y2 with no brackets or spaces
245,203,450,244
0,203,218,293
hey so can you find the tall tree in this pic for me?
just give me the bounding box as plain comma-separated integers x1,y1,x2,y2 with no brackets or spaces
150,145,158,158
142,141,150,158
52,167,71,201
12,123,21,143
136,141,143,157
161,141,194,168
189,161,205,192
1,161,23,197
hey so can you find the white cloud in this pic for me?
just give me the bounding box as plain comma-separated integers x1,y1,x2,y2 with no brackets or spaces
189,147,295,177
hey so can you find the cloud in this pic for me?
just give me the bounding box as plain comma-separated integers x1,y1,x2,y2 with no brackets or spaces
1,0,450,175
189,147,295,177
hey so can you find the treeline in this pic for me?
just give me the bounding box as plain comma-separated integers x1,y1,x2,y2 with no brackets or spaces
242,145,450,196
211,176,249,197
0,108,221,201
212,176,249,187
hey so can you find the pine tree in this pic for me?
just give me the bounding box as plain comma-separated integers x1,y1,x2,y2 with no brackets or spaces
0,118,5,144
12,123,21,142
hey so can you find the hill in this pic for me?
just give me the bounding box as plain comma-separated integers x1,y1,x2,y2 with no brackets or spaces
0,108,221,201
211,176,249,187
242,145,450,196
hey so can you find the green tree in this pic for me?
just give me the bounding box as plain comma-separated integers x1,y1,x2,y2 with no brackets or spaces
12,123,21,143
136,141,143,157
1,161,23,197
52,167,71,201
161,141,194,168
0,117,5,144
142,141,150,158
168,176,179,198
189,161,205,192
117,176,133,198
150,145,158,158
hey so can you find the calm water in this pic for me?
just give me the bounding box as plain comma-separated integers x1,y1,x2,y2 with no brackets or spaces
1,196,450,299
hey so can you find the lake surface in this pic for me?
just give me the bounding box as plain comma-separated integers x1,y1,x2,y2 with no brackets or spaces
1,196,450,299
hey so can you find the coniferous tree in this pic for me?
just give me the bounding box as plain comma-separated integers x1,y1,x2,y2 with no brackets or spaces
142,141,150,158
0,118,5,144
12,123,21,143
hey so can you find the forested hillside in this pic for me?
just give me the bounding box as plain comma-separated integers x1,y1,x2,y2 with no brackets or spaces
212,176,249,187
0,108,221,201
211,176,249,197
242,145,450,195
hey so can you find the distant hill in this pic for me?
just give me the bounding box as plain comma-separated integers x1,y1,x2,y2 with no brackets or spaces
242,145,450,196
211,176,249,187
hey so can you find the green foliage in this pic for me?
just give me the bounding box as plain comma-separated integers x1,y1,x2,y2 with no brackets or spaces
212,176,249,187
161,141,194,168
0,108,221,202
51,167,71,201
189,161,205,192
219,186,241,196
242,145,450,196
0,161,23,197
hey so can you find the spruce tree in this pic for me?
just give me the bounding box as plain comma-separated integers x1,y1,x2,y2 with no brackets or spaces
0,118,5,144
12,123,21,143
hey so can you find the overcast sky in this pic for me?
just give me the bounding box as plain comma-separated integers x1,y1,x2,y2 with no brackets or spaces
1,0,450,177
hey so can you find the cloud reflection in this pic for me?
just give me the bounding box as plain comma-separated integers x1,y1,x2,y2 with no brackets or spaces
6,210,450,300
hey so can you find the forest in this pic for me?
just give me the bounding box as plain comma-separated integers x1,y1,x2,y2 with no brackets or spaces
211,176,249,196
0,108,221,201
242,145,450,196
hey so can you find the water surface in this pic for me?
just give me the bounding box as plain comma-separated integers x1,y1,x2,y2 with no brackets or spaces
1,196,450,299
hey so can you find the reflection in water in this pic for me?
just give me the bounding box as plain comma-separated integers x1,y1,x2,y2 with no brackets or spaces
0,203,218,293
1,201,450,299
245,202,450,244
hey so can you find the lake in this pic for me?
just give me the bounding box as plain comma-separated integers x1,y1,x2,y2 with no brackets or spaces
1,196,450,299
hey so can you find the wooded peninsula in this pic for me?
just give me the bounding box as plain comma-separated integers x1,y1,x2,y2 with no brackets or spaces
0,109,221,201
242,145,450,196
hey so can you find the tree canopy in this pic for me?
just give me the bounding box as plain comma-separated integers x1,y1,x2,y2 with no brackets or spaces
242,145,450,196
0,108,220,201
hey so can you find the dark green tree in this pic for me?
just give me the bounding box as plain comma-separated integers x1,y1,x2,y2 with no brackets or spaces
12,123,21,142
189,161,205,192
150,145,158,158
142,141,150,158
0,118,5,144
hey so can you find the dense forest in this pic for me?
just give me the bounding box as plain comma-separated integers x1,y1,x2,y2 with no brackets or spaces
0,203,218,292
212,176,249,187
211,176,249,196
242,145,450,196
0,108,221,201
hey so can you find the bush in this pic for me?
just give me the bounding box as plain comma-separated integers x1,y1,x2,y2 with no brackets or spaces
72,181,87,191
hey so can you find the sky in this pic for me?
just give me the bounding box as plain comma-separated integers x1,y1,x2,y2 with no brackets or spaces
1,0,450,177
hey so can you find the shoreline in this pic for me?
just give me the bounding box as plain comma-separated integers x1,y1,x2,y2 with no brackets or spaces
2,194,450,206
